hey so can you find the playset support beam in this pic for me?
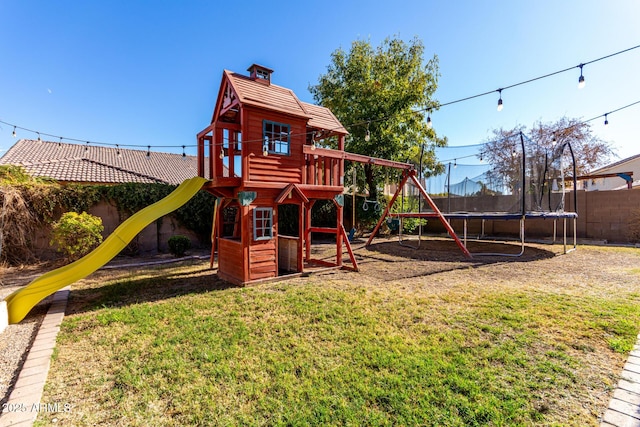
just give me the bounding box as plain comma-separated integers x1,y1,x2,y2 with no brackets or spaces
365,170,472,258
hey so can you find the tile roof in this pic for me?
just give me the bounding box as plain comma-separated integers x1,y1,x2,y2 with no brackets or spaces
0,139,206,185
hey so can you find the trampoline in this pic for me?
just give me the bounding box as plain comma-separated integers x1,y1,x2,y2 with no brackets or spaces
370,132,579,257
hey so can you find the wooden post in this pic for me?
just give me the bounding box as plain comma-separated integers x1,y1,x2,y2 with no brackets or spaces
309,158,316,185
197,136,205,177
366,171,411,246
407,172,471,257
336,201,343,267
305,200,316,262
298,202,304,272
340,225,359,271
324,158,331,186
209,197,221,268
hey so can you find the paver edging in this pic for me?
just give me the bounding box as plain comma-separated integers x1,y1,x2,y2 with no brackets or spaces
0,287,69,427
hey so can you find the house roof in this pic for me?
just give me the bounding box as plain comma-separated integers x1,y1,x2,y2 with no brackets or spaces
302,102,348,135
590,153,640,174
223,69,348,135
225,70,311,119
0,139,206,185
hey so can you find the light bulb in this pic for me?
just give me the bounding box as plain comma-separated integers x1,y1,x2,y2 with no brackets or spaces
146,146,151,158
311,141,316,150
577,64,586,89
365,128,370,142
604,114,609,126
496,89,504,111
453,159,457,168
116,144,121,157
219,147,224,159
12,126,16,138
426,115,432,129
37,132,41,142
182,145,186,159
263,147,269,157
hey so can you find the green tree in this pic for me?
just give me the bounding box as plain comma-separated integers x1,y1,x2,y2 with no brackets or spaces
309,36,446,200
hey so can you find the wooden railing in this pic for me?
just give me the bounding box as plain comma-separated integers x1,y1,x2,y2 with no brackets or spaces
303,153,342,186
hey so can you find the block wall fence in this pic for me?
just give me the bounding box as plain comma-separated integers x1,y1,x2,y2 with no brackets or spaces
424,189,640,244
31,200,201,260
28,188,640,260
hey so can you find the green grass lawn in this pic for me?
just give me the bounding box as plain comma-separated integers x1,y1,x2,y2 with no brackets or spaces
35,244,640,426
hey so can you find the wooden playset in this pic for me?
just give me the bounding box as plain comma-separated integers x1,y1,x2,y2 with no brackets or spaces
196,64,465,285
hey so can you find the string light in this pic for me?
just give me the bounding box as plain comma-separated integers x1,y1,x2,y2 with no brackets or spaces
37,132,41,142
219,147,224,159
263,137,269,157
426,111,432,129
496,89,504,112
146,145,151,158
453,159,457,168
437,44,640,111
577,64,586,89
182,145,186,158
85,141,89,152
604,114,609,126
58,137,62,148
1,44,639,155
116,144,121,157
12,126,17,137
364,121,371,142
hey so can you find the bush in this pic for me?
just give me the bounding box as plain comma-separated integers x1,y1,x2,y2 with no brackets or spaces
168,235,191,257
50,212,104,261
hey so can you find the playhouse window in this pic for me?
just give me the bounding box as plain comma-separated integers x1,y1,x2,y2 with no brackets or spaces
221,205,241,239
263,121,290,155
253,207,273,240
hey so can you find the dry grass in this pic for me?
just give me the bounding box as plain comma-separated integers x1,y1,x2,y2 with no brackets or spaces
31,240,640,426
0,185,37,265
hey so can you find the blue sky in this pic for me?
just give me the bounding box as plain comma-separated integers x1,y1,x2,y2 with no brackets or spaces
1,0,639,164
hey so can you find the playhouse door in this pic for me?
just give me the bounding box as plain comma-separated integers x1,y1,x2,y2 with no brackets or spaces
277,204,302,274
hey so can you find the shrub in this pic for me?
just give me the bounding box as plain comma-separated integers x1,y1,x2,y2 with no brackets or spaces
168,235,191,257
50,212,104,261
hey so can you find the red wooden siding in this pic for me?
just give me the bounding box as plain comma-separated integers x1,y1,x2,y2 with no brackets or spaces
218,238,245,283
244,108,306,184
249,240,277,280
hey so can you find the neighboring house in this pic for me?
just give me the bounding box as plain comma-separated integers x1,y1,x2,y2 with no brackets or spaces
0,139,206,185
582,153,640,191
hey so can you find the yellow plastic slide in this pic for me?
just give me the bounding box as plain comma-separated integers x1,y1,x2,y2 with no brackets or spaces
4,176,208,324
